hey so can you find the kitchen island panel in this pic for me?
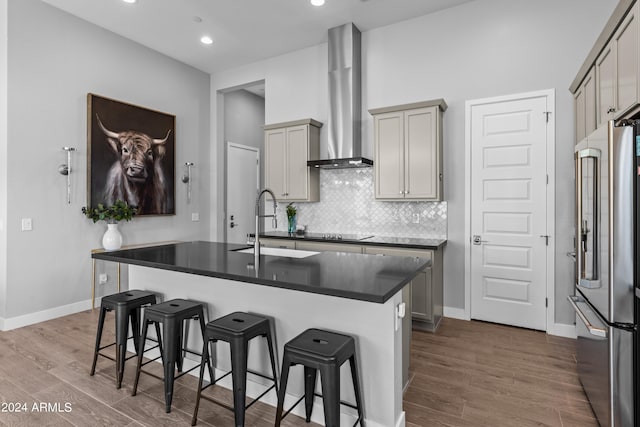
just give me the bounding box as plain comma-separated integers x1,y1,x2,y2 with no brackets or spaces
129,265,404,427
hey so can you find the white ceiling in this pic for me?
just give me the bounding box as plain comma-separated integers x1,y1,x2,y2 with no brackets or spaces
41,0,474,74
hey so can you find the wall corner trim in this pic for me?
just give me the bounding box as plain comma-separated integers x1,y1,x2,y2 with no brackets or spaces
443,306,468,320
547,322,576,339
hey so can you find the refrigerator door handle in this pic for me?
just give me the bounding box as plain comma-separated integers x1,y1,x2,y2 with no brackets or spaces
567,295,608,338
575,148,601,289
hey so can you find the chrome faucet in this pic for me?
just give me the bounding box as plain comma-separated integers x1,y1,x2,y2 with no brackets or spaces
254,188,278,268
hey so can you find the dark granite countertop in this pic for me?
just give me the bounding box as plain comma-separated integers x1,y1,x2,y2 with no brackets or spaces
92,241,429,304
260,231,447,250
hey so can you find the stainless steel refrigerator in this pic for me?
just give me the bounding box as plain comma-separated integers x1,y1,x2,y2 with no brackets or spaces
569,120,636,427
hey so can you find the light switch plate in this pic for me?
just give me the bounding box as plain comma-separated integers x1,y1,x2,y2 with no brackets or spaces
21,218,32,231
192,213,199,221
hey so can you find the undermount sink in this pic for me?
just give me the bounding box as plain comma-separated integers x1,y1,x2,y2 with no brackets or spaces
233,246,319,259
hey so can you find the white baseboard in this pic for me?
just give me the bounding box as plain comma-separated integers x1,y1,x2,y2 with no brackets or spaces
443,307,576,339
0,299,93,331
395,410,406,427
547,322,576,338
443,306,468,320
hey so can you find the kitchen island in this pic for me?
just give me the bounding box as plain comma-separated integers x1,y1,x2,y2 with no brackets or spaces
92,241,428,427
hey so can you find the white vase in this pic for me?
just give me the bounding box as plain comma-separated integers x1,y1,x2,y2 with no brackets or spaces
102,223,123,251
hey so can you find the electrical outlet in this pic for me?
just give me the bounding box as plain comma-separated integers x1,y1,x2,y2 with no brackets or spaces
21,218,32,231
192,213,199,221
412,213,420,224
98,273,108,284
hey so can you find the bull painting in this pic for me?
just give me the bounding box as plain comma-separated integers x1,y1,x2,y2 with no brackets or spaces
87,94,175,215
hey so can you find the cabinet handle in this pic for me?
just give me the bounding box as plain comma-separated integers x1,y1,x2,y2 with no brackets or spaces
399,190,404,195
607,107,616,113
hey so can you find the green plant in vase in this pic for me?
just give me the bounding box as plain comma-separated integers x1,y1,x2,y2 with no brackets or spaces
286,203,297,234
81,200,137,251
81,199,137,223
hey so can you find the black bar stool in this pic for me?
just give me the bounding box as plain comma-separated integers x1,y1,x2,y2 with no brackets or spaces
131,298,214,413
275,328,365,427
90,289,159,389
191,311,279,427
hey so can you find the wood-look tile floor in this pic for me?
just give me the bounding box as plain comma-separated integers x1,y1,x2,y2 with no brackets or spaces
0,310,596,426
406,318,598,427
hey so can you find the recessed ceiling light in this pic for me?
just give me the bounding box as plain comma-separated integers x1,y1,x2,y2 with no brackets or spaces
310,0,325,6
122,0,136,4
200,36,214,45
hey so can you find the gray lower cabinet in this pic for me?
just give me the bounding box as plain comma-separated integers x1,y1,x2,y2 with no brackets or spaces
295,241,363,253
258,238,443,331
363,246,442,332
258,238,296,249
257,237,443,392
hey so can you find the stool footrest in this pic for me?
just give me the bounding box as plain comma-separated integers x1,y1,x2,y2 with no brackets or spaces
197,382,276,413
279,392,360,423
96,353,117,363
245,384,275,410
140,355,163,367
281,394,306,421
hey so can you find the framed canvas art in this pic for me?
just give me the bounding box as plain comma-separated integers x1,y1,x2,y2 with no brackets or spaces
87,93,176,215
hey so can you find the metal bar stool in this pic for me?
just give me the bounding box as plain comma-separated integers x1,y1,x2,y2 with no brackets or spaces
131,298,214,413
275,328,365,427
90,289,159,389
191,311,279,427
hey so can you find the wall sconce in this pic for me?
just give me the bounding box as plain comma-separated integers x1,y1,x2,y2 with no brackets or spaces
182,162,194,203
58,146,76,204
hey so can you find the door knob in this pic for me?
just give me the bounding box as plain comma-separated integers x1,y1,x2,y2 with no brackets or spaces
472,235,488,245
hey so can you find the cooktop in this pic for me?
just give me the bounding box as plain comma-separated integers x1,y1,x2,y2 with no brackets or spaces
302,232,374,241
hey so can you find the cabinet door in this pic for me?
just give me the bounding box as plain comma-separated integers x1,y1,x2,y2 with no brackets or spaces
285,125,309,201
584,68,597,136
574,85,586,143
405,106,439,199
265,129,287,201
411,268,432,321
374,111,404,199
596,43,616,126
260,239,296,249
363,246,434,322
296,241,362,253
614,2,639,117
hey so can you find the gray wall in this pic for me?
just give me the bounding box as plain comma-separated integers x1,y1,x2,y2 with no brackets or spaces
210,0,618,326
2,0,211,320
0,0,7,320
224,89,265,152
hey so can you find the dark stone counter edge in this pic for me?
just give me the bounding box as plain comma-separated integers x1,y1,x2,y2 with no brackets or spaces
260,233,447,250
91,250,421,304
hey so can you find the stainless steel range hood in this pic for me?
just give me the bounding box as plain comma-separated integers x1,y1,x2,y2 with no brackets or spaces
307,23,373,170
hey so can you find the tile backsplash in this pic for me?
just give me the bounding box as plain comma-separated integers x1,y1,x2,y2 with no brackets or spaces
271,168,447,239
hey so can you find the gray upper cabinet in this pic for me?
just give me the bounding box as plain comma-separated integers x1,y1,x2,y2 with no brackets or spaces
613,2,639,118
593,2,639,126
596,42,616,125
572,1,640,126
574,67,596,144
264,119,322,202
369,99,447,201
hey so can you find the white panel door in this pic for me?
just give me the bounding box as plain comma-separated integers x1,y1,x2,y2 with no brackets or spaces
470,95,549,330
226,142,259,244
